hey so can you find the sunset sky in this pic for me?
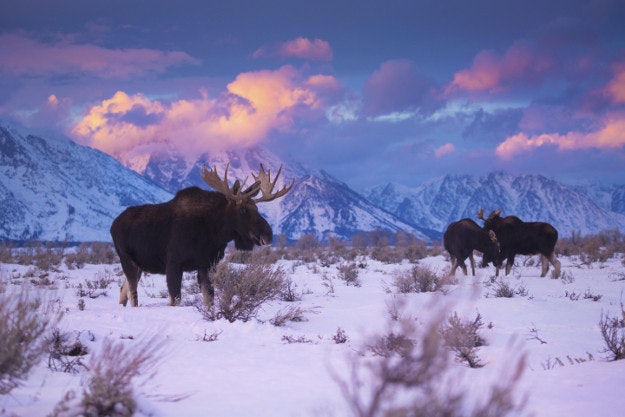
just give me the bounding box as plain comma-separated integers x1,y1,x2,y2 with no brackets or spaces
1,0,625,188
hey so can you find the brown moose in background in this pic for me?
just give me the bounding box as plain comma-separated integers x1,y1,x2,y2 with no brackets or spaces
443,218,501,276
478,208,561,277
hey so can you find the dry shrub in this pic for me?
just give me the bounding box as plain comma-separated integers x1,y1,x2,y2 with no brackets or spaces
0,284,63,394
371,246,404,264
0,241,16,263
50,336,167,417
557,229,625,261
270,304,309,326
65,242,118,269
599,301,625,361
47,329,90,373
485,278,528,298
283,234,321,263
440,312,485,368
334,302,527,417
197,262,287,322
392,265,443,293
226,246,281,264
82,338,162,416
337,262,361,287
334,303,527,417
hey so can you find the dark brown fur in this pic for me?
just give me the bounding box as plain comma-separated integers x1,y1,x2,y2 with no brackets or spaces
110,186,272,307
443,218,501,276
481,209,561,277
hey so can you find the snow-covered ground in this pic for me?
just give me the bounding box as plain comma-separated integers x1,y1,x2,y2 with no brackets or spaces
1,252,625,416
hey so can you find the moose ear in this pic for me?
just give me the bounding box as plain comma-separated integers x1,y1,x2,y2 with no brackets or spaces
232,179,242,194
488,230,498,242
243,180,261,199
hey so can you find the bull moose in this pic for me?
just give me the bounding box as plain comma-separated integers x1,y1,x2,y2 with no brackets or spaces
110,163,294,307
443,218,501,276
478,208,561,277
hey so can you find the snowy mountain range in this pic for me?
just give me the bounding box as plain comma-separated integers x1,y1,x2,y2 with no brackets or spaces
0,121,427,242
0,122,172,241
1,120,624,242
135,146,433,241
365,173,625,238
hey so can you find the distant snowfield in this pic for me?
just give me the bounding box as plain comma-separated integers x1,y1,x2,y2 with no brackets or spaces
2,254,625,417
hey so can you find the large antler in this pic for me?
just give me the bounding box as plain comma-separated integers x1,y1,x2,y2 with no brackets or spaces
201,163,261,202
252,164,294,203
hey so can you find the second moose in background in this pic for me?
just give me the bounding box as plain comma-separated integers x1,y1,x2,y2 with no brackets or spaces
478,208,561,278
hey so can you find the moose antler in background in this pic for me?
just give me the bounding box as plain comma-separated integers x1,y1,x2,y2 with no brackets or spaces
252,164,295,203
477,208,503,221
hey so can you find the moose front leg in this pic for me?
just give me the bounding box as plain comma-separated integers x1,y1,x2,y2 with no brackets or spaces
197,268,215,306
166,263,183,306
540,254,550,277
468,253,476,276
505,255,515,276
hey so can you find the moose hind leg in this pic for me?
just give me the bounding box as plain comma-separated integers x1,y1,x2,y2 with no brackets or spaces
119,257,141,307
198,268,215,306
549,252,561,278
449,256,459,276
459,258,468,276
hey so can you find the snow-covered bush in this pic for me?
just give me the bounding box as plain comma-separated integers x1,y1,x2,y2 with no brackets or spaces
337,262,361,286
0,284,63,394
196,262,287,322
391,265,446,293
64,242,118,269
50,337,166,417
599,301,625,361
334,304,527,417
440,312,486,368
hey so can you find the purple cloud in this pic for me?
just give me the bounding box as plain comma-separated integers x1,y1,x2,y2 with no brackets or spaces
362,60,439,117
0,33,199,78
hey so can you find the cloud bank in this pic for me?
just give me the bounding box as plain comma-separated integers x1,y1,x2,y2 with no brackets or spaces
0,33,198,78
71,66,341,171
253,37,333,61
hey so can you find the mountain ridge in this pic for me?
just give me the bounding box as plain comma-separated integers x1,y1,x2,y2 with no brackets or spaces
0,122,172,241
1,120,624,242
365,172,625,238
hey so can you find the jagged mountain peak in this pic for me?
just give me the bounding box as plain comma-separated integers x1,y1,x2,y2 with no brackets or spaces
3,121,624,243
366,172,625,237
139,147,432,241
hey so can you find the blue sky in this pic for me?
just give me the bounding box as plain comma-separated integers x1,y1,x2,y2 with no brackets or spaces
1,0,625,188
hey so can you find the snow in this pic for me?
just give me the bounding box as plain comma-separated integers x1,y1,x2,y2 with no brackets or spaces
1,253,625,417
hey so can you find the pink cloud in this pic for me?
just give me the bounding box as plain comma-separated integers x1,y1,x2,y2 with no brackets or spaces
605,64,625,104
0,33,198,78
447,40,554,94
434,143,456,158
496,113,625,159
253,37,333,61
71,66,340,171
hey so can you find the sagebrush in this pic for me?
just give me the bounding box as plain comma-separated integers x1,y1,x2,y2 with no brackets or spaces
0,284,63,394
